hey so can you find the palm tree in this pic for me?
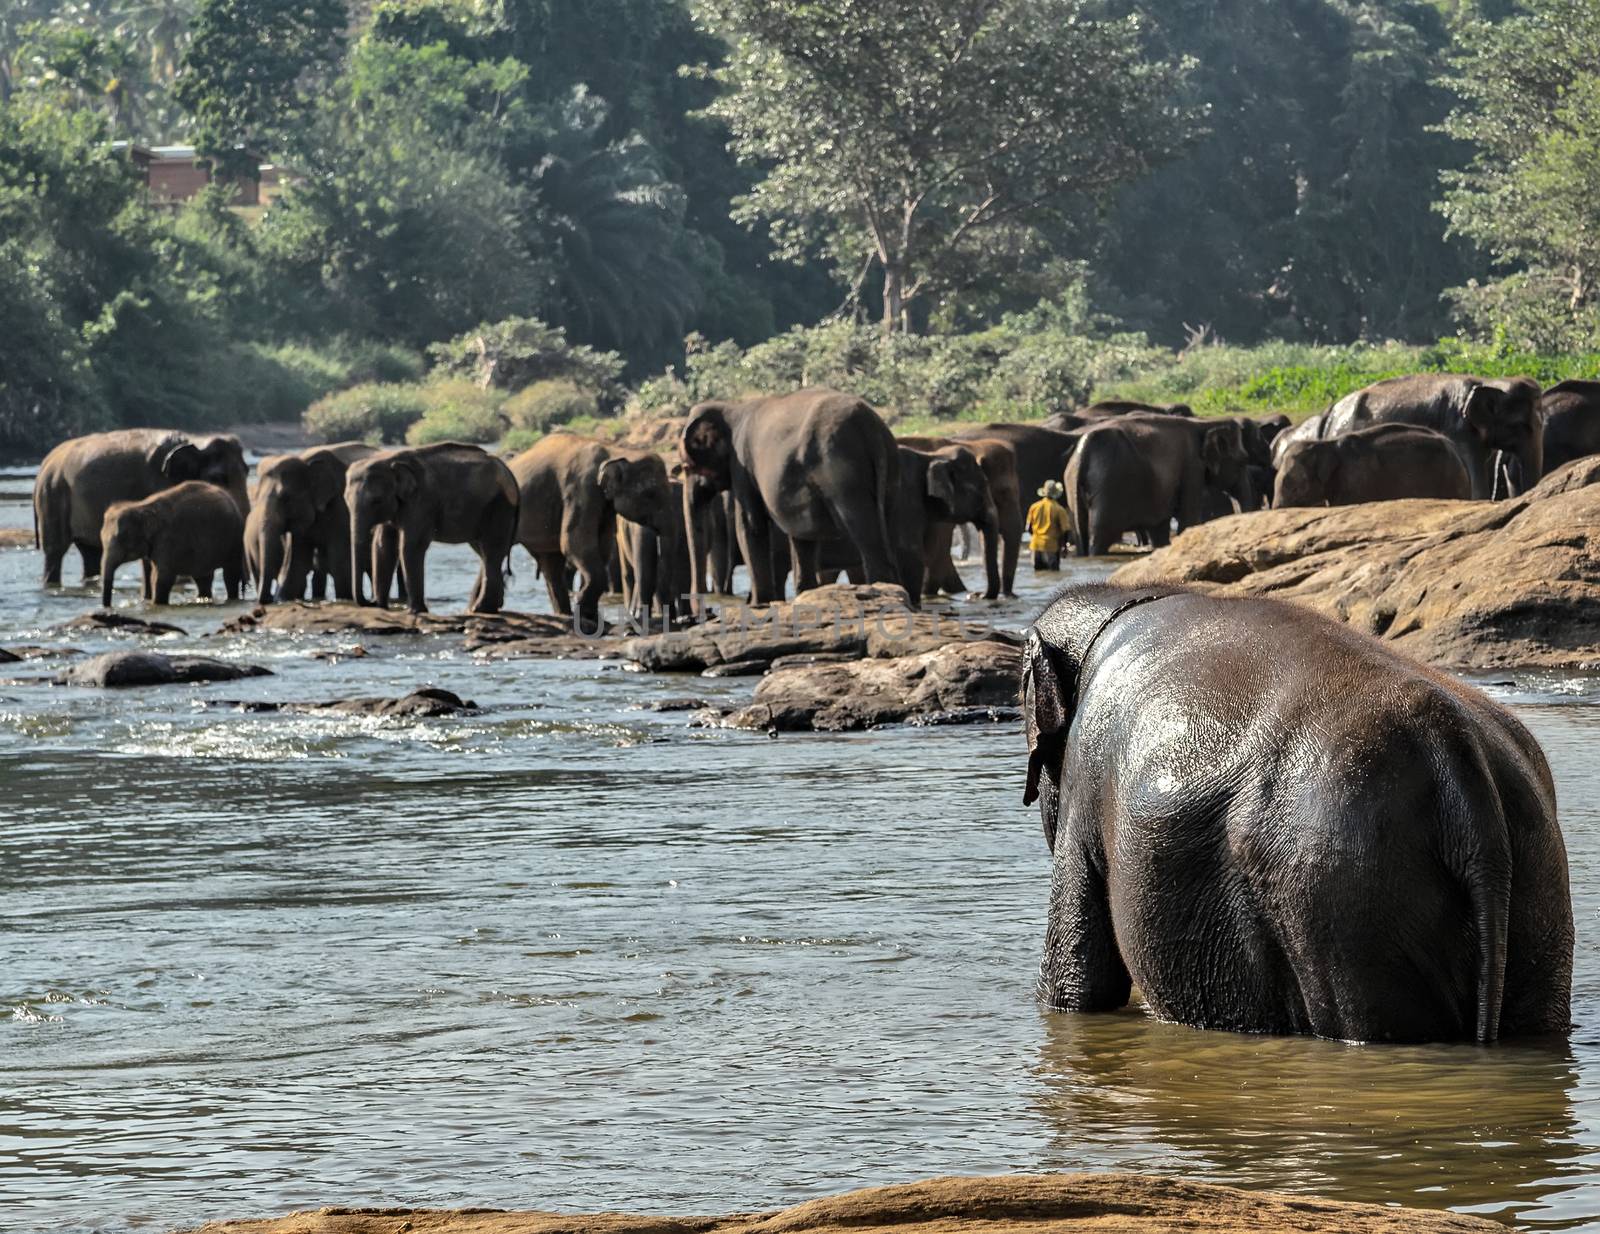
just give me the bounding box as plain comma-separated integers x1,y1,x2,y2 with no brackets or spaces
112,0,194,83
525,85,701,356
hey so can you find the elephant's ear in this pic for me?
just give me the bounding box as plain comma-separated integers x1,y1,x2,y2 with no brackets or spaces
1021,629,1074,807
156,439,203,482
305,451,346,509
392,454,424,500
926,458,957,509
598,457,627,500
1462,383,1501,439
680,404,731,474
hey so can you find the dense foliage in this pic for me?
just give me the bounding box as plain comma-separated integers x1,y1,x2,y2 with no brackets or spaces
2,0,1598,457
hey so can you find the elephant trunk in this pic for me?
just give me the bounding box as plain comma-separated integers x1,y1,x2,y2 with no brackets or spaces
682,482,705,608
100,548,121,609
259,515,286,605
978,497,1001,600
351,509,375,606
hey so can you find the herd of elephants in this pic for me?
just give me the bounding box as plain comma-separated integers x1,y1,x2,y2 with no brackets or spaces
28,371,1600,1047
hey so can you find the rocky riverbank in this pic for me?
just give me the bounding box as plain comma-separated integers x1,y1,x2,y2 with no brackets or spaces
1111,457,1600,670
180,1173,1498,1234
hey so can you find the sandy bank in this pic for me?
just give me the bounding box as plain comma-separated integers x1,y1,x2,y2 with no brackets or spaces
180,1173,1497,1234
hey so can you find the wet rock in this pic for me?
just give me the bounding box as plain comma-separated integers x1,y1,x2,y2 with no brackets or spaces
0,648,17,664
221,602,626,660
643,697,710,712
308,645,368,661
905,705,1023,727
220,603,444,636
54,610,185,637
700,658,770,677
698,639,1022,732
1110,462,1600,670
176,1172,1500,1234
7,645,86,660
214,688,480,717
625,583,1011,673
56,651,273,688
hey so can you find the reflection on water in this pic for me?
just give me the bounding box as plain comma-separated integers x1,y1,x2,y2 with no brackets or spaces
1,468,1599,1232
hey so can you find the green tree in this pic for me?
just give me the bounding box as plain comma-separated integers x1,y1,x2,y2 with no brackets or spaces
174,0,346,174
696,0,1195,335
1437,0,1600,349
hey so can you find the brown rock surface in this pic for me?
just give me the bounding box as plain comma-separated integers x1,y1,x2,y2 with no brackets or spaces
698,639,1022,732
0,528,32,549
625,584,1007,673
179,1173,1497,1234
1110,461,1600,670
219,604,622,658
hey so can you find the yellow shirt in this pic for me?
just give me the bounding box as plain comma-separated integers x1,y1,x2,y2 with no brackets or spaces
1027,498,1070,553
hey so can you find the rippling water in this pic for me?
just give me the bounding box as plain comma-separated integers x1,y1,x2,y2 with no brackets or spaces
2,464,1598,1233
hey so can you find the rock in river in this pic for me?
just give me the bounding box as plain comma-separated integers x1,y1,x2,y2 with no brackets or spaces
178,1172,1498,1234
57,651,272,688
217,687,481,717
695,639,1022,732
625,583,1006,673
1111,458,1600,671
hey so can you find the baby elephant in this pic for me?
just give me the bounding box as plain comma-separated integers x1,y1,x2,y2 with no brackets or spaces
100,481,246,607
1022,583,1572,1043
1274,423,1471,507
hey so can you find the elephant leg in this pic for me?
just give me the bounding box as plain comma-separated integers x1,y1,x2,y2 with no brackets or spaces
152,566,176,606
371,526,400,608
927,524,964,595
1147,521,1171,549
76,539,102,583
470,545,505,614
42,538,67,586
193,571,215,600
791,537,821,595
140,558,154,601
736,505,778,605
224,555,243,601
536,550,571,615
399,531,429,613
572,549,609,633
828,495,898,587
1001,524,1020,597
1039,835,1133,1013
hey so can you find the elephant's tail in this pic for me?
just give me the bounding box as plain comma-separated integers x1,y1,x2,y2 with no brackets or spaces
1465,856,1510,1044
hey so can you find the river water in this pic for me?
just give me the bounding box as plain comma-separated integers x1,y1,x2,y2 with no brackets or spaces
1,465,1598,1233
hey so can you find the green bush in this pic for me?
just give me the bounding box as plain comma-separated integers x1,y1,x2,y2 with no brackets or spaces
427,317,625,401
502,379,600,433
499,427,542,454
304,383,431,443
405,381,508,445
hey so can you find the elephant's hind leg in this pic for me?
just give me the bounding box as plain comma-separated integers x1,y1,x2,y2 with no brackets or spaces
1039,832,1132,1013
76,539,103,583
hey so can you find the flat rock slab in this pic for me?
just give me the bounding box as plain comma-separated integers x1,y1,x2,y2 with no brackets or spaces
54,610,186,636
220,604,625,659
626,583,1012,673
179,1172,1498,1234
57,652,273,688
0,528,31,549
217,688,480,717
1111,459,1600,671
696,639,1022,732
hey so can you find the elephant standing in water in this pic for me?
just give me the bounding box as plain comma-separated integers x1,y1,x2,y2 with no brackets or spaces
1323,374,1543,499
1021,584,1573,1043
511,433,676,629
898,434,1021,599
679,388,900,604
100,482,246,607
250,442,379,602
346,443,520,614
35,430,250,585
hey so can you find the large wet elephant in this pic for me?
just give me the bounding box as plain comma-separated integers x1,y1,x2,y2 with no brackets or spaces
679,388,900,604
251,442,378,603
100,481,246,607
1539,380,1600,474
898,434,1021,598
1274,424,1472,507
1324,374,1543,499
1065,416,1252,556
512,433,675,628
1021,583,1573,1042
34,429,250,585
347,443,520,614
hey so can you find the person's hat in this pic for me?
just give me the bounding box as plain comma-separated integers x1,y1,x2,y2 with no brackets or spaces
1037,480,1065,499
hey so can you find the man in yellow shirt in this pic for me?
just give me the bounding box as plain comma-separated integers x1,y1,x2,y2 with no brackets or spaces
1027,480,1071,570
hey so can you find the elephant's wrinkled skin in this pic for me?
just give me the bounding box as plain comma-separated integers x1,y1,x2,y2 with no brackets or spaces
898,434,1021,598
1324,374,1543,499
512,433,674,628
35,429,249,585
1274,424,1471,507
1539,380,1600,474
100,481,246,607
618,479,691,627
1064,416,1252,556
1022,584,1574,1043
680,388,900,604
251,442,379,603
347,443,520,615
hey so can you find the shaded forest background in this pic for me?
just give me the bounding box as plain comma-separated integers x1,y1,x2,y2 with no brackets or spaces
2,0,1596,455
